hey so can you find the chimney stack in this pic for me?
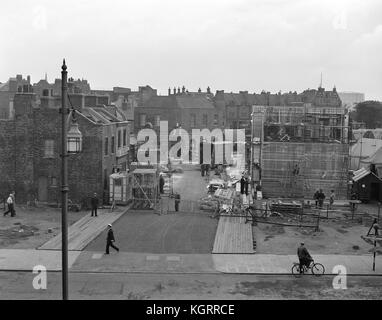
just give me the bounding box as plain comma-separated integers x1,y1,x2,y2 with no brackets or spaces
168,87,171,96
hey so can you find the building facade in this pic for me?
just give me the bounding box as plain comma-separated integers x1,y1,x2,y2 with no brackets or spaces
0,92,130,206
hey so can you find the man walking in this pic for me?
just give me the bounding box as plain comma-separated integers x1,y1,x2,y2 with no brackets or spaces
105,224,119,254
367,218,379,236
10,191,16,216
3,194,14,217
91,193,99,217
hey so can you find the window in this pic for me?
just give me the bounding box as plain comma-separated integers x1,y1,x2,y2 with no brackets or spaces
190,114,196,127
154,115,160,126
104,137,109,155
117,130,121,149
104,169,108,190
111,136,115,154
139,114,146,127
51,177,57,187
123,129,127,146
202,114,208,127
44,140,54,158
214,114,218,125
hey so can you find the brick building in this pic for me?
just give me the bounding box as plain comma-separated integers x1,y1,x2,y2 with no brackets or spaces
0,74,33,119
0,92,130,206
133,86,224,163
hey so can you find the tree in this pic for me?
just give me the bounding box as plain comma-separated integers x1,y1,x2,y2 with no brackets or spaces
351,101,382,129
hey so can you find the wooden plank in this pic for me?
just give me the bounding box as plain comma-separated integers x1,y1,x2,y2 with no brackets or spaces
212,215,254,254
38,210,126,251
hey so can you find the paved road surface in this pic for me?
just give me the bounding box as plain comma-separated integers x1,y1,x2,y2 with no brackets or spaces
1,271,381,299
85,211,218,254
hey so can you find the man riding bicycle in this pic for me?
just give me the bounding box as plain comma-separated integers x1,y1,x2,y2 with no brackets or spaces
297,242,313,273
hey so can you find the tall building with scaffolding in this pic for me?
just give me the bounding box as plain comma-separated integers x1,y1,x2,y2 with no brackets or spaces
252,86,350,199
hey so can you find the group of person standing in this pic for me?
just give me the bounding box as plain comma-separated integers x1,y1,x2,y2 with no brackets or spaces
3,191,16,217
313,189,336,209
240,175,250,196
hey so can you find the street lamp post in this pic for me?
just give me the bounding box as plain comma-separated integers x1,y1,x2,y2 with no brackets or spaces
61,59,69,300
60,59,82,300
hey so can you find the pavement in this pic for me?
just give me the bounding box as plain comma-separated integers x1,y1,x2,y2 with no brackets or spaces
0,249,81,271
0,248,381,275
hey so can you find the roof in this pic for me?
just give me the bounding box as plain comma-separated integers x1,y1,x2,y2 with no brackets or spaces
362,146,382,165
350,138,382,160
79,106,126,125
0,82,10,91
143,96,177,109
353,167,370,182
175,94,215,109
352,167,382,182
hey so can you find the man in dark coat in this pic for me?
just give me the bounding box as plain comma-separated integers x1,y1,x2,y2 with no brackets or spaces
317,189,325,209
159,175,165,194
174,193,181,212
105,224,119,254
313,190,320,208
240,176,245,195
91,193,99,217
244,177,249,196
297,242,313,273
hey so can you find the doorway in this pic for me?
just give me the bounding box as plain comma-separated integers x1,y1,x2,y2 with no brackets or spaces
38,176,48,202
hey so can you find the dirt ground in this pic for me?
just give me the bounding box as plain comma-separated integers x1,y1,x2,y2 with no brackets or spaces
0,205,87,249
254,203,381,255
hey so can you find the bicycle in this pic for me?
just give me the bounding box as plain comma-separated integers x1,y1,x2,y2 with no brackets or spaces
292,260,325,277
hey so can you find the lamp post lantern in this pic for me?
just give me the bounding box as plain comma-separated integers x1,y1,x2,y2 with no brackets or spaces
60,59,82,300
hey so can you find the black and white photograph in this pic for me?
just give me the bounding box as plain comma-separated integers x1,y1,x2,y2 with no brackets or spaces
0,0,381,308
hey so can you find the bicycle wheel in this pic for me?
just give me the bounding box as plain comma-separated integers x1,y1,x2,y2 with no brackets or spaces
311,263,325,276
292,264,303,277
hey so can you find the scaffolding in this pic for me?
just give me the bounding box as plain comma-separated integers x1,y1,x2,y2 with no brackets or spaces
131,168,159,210
252,104,350,199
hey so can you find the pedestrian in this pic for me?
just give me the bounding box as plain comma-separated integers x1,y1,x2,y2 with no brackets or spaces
329,190,335,209
10,191,16,216
240,175,245,195
91,193,99,217
318,189,325,209
313,190,319,208
174,193,181,212
244,177,249,196
159,174,165,194
3,194,14,217
367,218,379,236
105,224,119,254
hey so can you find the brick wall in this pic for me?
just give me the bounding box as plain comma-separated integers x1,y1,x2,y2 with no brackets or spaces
0,93,123,206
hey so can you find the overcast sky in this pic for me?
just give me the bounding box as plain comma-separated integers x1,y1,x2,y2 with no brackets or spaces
1,0,381,100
